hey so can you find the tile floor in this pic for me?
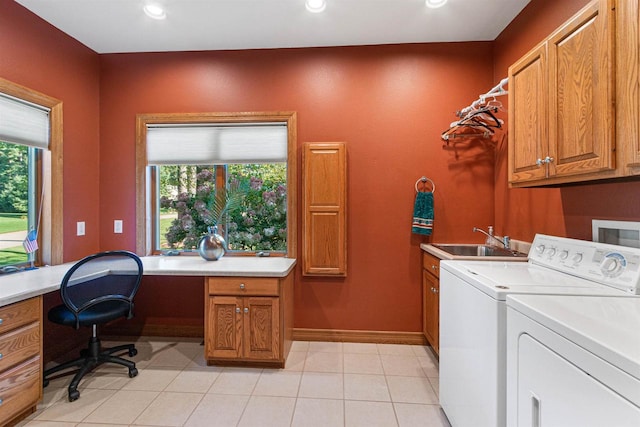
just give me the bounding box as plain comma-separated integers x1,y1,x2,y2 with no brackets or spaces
18,337,451,427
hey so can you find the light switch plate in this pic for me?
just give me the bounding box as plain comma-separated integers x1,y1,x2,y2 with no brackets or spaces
114,220,123,234
77,221,85,236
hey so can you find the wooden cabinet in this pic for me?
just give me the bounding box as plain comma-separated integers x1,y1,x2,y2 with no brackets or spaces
205,274,293,367
422,252,440,354
302,142,347,276
0,297,42,426
509,0,616,186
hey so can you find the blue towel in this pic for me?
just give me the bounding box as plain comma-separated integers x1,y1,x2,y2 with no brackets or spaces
412,191,434,235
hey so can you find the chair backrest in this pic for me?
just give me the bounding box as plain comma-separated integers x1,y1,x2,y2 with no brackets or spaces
60,251,143,328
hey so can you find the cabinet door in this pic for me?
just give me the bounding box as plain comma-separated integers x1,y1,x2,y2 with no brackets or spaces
618,0,640,173
302,142,347,276
206,296,243,359
547,0,615,177
508,43,549,183
243,297,279,360
423,271,439,354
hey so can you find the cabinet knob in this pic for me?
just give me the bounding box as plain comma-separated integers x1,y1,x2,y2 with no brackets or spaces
236,307,241,313
434,288,439,294
0,318,3,325
244,307,249,314
0,353,3,360
431,265,438,270
239,283,246,290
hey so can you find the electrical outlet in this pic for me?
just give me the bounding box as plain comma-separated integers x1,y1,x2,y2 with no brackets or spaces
114,220,123,234
77,221,85,236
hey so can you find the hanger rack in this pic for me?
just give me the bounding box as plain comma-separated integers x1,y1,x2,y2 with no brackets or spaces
415,176,436,193
458,77,508,116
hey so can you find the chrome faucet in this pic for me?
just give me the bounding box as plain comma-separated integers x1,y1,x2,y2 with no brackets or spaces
473,227,511,249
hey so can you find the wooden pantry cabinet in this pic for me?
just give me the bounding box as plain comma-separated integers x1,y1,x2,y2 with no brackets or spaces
422,252,440,354
204,274,293,367
509,0,616,186
302,142,347,276
0,297,42,426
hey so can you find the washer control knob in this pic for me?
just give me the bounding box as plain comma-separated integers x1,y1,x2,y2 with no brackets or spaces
545,247,556,257
559,250,569,260
600,253,626,278
572,253,583,264
535,245,545,255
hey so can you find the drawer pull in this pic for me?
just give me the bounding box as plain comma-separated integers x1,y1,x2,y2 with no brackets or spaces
244,307,249,314
0,318,3,325
236,307,241,314
239,283,246,290
0,397,3,405
0,353,3,359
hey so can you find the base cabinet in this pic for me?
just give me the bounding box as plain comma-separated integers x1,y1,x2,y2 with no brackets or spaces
205,274,293,367
422,252,440,354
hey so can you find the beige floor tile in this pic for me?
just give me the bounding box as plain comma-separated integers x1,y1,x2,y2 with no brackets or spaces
290,341,310,352
133,391,203,426
343,353,383,375
76,424,130,427
308,341,343,353
185,393,249,427
237,396,296,427
284,350,306,371
304,351,343,373
344,374,391,402
386,376,439,404
121,367,181,391
411,345,434,357
394,403,451,427
381,355,426,377
253,370,302,397
146,344,201,368
81,368,131,390
429,377,440,398
82,390,158,424
208,367,262,395
18,421,77,427
35,388,117,423
165,367,222,393
291,398,344,427
344,400,398,427
298,372,344,399
377,344,415,356
419,355,440,377
343,342,379,354
37,387,69,410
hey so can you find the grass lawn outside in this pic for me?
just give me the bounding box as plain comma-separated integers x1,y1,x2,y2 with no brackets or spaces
0,246,27,266
159,215,175,249
0,213,27,234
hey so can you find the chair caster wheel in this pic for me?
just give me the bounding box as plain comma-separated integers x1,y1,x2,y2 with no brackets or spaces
129,367,138,378
129,348,138,357
68,390,80,402
43,379,50,388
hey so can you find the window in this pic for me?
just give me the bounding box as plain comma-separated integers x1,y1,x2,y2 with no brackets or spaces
136,112,297,257
0,78,63,268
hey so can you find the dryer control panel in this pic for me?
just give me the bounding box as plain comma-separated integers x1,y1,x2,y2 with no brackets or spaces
528,234,640,294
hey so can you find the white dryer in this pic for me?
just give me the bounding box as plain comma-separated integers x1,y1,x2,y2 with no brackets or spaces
439,234,640,427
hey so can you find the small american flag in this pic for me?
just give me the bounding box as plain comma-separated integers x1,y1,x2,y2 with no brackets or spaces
22,229,38,254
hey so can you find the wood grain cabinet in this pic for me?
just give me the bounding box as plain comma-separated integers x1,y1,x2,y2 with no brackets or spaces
509,0,616,186
422,252,440,354
205,274,293,367
0,297,42,426
302,142,347,276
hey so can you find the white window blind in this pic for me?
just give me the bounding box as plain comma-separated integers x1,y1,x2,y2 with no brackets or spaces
146,123,288,165
0,92,50,149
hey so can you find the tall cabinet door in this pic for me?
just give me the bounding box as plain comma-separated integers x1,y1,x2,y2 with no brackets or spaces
619,0,640,174
206,296,243,359
547,0,615,177
508,43,548,183
302,142,347,276
243,297,280,361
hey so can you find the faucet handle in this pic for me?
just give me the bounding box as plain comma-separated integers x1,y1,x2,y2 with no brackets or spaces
503,236,511,249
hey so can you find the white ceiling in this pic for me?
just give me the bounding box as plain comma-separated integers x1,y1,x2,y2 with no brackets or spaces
15,0,531,54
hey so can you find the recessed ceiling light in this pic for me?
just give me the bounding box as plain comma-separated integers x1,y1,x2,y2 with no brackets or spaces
425,0,448,9
144,3,166,20
306,0,327,13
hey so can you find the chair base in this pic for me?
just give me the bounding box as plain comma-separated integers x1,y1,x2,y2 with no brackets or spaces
43,335,138,402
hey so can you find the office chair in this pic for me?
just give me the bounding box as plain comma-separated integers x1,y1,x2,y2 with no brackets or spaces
43,251,143,402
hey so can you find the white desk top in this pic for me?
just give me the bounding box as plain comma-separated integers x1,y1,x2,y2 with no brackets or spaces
0,256,296,308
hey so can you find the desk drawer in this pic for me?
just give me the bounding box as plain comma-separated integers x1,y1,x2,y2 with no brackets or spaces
0,298,40,335
423,252,440,278
0,356,40,424
0,322,40,372
208,277,279,296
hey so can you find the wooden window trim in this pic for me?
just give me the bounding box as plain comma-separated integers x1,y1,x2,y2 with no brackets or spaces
135,111,297,257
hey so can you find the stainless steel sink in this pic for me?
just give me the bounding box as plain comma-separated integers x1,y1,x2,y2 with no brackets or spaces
432,244,527,258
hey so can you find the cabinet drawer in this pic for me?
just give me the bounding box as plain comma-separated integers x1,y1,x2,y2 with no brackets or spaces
0,322,40,373
0,298,40,335
423,252,441,278
0,356,40,424
208,277,279,296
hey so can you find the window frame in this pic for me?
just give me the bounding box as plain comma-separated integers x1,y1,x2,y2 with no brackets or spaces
136,112,297,257
0,78,63,266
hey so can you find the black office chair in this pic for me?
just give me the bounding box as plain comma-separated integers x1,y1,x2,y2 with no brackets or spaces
43,250,143,402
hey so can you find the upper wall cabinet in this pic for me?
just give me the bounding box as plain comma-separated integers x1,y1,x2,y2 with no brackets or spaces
509,0,616,186
302,142,347,277
619,0,640,175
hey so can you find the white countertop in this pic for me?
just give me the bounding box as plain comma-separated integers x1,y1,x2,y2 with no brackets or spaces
0,256,297,308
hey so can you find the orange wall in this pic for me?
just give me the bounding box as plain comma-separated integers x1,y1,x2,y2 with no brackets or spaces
98,44,496,332
493,0,640,242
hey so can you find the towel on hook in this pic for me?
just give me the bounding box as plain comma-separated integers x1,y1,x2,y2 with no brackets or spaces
412,191,434,235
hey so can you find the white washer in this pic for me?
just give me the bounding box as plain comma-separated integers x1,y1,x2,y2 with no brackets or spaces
506,294,640,427
439,234,640,427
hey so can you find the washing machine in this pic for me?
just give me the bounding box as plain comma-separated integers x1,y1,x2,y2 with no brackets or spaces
506,294,640,427
439,234,640,427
